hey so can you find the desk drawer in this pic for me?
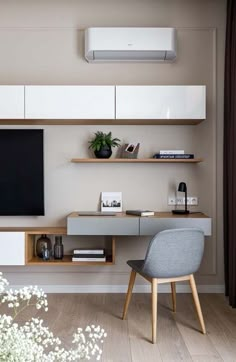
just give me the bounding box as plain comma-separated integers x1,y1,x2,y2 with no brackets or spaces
67,216,139,235
139,217,212,236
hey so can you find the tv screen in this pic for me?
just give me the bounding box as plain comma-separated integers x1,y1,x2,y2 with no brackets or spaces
0,129,44,215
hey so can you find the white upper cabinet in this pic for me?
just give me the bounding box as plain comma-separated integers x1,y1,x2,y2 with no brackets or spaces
0,85,206,122
0,86,24,119
0,232,25,266
25,86,115,119
116,86,206,120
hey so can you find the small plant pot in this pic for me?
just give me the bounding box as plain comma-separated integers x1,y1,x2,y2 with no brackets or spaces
94,146,112,159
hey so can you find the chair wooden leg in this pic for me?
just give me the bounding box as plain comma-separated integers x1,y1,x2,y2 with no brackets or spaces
189,274,206,334
171,282,176,312
151,278,158,344
122,269,136,320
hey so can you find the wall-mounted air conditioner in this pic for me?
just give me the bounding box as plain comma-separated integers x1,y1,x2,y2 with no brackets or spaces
85,27,176,63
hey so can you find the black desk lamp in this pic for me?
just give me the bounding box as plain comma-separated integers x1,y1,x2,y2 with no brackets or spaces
172,182,190,214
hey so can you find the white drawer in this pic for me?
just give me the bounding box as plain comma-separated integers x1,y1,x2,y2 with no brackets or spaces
0,232,25,265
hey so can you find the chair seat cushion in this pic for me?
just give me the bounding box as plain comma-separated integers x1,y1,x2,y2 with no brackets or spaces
127,259,144,273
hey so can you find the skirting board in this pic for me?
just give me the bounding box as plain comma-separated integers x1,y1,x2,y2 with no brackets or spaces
9,284,225,293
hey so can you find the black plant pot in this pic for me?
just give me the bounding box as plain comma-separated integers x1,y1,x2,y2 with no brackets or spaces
94,146,112,159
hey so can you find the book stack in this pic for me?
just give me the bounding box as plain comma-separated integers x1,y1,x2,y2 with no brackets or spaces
153,150,194,159
126,210,154,216
72,248,106,262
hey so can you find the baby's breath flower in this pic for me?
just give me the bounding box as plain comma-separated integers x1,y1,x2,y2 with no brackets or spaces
0,273,106,361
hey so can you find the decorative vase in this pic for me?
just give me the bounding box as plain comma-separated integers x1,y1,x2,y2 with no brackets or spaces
54,236,64,260
36,234,52,258
42,243,50,261
94,146,112,159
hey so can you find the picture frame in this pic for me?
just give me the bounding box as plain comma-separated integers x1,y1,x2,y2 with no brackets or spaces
121,143,140,159
101,192,122,212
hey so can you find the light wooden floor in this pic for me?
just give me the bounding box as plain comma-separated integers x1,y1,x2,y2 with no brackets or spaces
1,293,236,361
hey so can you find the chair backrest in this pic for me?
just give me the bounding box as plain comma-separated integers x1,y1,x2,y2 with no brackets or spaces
141,228,204,278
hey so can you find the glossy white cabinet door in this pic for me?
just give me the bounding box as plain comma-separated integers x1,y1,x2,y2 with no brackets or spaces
0,232,25,265
0,86,24,119
116,85,206,119
25,86,115,119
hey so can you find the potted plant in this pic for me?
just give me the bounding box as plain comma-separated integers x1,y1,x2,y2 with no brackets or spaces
88,131,121,158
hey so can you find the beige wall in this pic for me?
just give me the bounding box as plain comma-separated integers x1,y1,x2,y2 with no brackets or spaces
0,0,226,289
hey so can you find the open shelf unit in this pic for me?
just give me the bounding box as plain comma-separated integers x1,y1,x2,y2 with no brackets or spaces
71,158,203,164
25,228,115,266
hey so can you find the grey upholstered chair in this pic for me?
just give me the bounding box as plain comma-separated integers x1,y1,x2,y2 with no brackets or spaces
122,228,206,343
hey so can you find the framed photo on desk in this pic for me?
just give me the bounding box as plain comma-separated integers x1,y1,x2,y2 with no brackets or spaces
101,192,122,212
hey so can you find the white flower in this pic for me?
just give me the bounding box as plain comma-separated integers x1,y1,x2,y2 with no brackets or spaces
0,273,106,361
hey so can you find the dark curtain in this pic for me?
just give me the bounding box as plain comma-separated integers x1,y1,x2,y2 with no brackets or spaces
224,0,236,307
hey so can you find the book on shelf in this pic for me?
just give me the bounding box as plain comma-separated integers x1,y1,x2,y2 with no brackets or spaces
73,253,105,258
159,150,184,155
72,256,106,262
73,248,105,255
153,154,194,159
126,210,155,216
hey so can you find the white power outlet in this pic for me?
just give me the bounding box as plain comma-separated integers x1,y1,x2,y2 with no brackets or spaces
168,196,198,206
176,197,184,205
190,197,198,205
168,197,176,205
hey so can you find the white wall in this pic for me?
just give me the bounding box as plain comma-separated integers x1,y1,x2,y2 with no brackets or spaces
0,0,226,289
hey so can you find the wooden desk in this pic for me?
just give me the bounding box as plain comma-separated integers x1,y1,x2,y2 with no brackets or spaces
67,212,211,236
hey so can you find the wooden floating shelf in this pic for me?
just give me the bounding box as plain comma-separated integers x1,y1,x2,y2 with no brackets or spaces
26,255,113,266
71,158,203,164
0,119,203,126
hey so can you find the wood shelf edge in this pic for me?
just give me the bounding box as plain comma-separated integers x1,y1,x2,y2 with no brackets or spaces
0,119,204,126
26,262,114,266
26,255,114,266
71,158,203,164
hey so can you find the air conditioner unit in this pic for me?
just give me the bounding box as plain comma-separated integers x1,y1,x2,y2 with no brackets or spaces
85,27,176,63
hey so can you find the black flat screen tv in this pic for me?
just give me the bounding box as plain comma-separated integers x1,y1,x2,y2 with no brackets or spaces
0,129,44,216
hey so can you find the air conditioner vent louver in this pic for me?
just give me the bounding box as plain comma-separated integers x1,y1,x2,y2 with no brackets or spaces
92,51,167,61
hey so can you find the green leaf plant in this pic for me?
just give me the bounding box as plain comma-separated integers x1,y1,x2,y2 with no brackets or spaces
88,131,121,152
